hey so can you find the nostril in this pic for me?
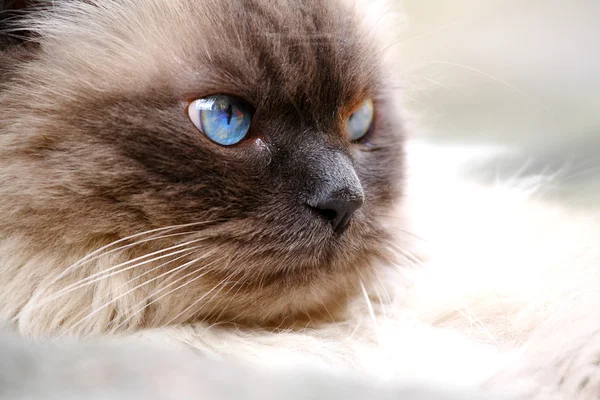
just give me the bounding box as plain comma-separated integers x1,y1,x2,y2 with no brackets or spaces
315,207,338,223
311,195,364,234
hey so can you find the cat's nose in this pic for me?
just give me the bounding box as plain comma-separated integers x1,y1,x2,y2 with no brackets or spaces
302,150,364,234
312,190,364,234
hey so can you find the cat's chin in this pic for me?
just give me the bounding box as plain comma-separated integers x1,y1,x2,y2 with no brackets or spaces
151,231,388,329
134,213,393,326
1,221,389,336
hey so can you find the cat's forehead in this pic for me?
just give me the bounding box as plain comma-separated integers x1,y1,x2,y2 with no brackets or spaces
179,0,380,109
28,0,398,111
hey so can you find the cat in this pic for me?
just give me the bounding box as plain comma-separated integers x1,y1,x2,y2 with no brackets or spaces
0,0,404,335
2,0,600,399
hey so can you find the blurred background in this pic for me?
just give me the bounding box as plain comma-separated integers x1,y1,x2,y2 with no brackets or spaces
397,0,600,209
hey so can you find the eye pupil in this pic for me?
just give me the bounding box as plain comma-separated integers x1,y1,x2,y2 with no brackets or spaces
226,103,233,125
188,95,252,146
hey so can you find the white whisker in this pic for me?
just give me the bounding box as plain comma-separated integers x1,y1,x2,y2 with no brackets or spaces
163,273,235,327
29,242,205,312
26,221,220,311
63,221,214,271
359,278,380,347
422,60,554,115
373,270,394,320
65,250,196,328
59,249,220,337
111,254,225,332
211,279,245,323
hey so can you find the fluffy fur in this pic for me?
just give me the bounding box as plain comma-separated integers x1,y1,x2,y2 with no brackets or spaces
2,1,600,399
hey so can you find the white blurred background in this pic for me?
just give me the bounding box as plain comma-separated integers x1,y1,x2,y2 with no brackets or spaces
397,0,600,209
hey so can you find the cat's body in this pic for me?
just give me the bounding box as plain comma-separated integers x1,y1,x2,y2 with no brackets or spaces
1,0,599,399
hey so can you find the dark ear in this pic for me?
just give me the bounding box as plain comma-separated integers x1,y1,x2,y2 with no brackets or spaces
1,0,30,13
0,0,41,79
2,0,30,9
0,0,39,48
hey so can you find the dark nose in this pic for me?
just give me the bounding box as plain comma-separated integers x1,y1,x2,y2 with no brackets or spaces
301,150,364,234
312,191,364,234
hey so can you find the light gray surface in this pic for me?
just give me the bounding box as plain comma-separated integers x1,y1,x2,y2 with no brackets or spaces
399,0,600,209
0,333,492,400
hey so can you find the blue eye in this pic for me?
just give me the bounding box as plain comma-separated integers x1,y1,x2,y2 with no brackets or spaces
345,99,374,142
188,95,253,146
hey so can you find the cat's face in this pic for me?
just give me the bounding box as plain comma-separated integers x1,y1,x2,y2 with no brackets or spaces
0,0,404,331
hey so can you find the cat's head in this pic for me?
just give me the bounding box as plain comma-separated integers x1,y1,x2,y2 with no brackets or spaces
0,0,405,332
